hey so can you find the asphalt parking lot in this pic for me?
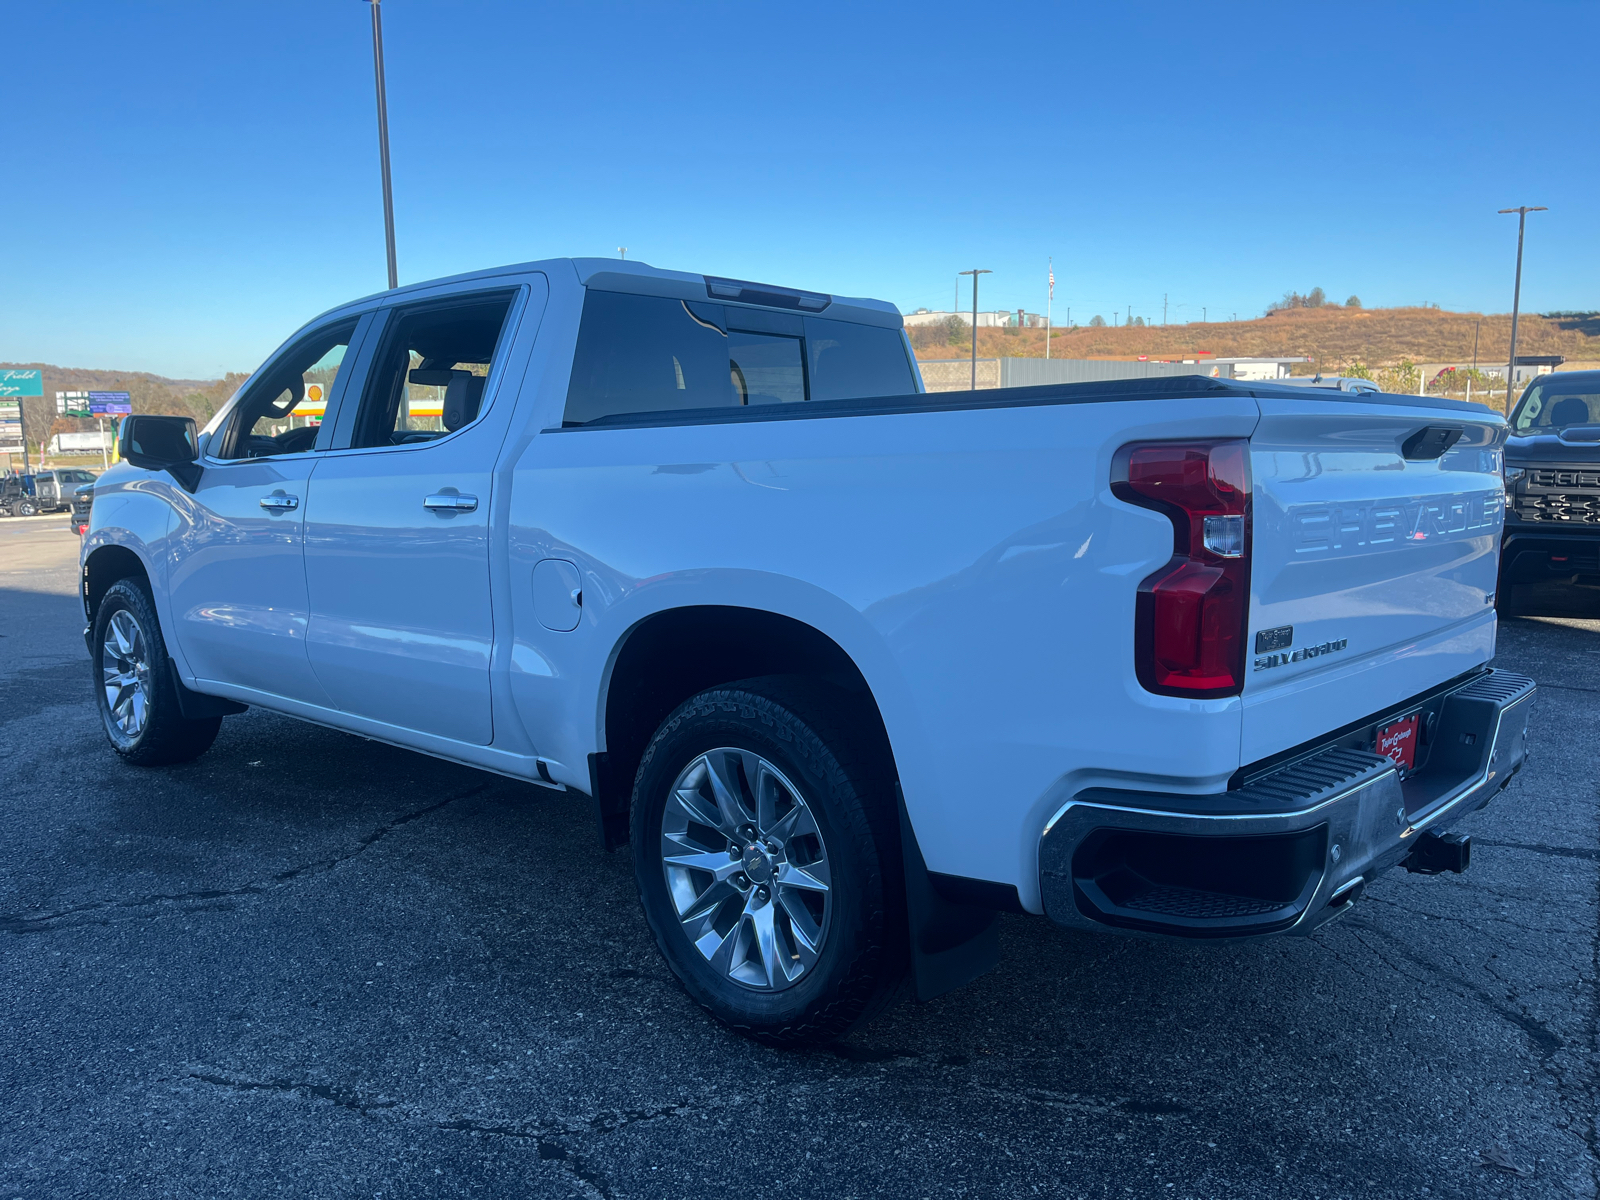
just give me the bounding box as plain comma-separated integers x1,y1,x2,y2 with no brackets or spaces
3,516,1599,1200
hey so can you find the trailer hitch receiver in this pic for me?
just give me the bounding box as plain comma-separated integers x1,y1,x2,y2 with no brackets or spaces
1402,831,1471,875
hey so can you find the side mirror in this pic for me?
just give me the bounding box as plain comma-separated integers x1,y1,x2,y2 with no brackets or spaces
121,415,202,492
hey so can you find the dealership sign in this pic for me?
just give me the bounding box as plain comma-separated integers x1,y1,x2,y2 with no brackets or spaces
0,369,42,397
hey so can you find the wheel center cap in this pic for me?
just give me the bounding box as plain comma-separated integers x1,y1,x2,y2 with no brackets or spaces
742,846,774,884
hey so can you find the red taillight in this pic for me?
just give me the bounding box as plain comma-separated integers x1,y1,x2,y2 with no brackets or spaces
1112,440,1251,698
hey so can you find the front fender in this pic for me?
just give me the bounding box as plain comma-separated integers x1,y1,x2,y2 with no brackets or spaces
81,471,185,676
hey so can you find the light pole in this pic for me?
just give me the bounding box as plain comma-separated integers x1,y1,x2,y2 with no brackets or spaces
365,0,398,290
959,269,991,390
1498,205,1546,411
1046,258,1053,361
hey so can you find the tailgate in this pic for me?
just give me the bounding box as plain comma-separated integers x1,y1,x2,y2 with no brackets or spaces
1243,395,1506,762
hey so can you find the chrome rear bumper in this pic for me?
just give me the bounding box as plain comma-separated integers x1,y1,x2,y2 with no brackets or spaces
1039,670,1536,939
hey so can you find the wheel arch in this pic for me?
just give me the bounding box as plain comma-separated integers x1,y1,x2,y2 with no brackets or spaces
83,542,152,626
590,604,898,849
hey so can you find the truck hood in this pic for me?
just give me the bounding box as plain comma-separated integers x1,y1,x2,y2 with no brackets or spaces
1505,430,1600,461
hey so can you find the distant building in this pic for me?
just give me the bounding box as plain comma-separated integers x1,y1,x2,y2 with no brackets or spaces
1206,357,1308,381
915,356,1306,393
1513,355,1563,385
904,308,1049,330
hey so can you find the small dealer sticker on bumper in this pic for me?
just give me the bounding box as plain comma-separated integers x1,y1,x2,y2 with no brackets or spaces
1376,713,1420,772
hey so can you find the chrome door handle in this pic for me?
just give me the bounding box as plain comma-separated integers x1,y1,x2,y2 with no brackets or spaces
423,492,478,512
259,494,299,511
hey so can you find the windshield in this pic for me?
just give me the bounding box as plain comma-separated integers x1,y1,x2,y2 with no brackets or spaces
1511,373,1600,434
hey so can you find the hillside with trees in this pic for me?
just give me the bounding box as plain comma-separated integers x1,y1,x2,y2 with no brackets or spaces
0,363,246,456
911,304,1600,376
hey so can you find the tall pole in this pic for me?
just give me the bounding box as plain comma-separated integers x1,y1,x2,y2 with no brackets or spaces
368,0,398,290
1472,318,1480,370
1046,258,1053,360
959,269,991,390
1498,205,1546,411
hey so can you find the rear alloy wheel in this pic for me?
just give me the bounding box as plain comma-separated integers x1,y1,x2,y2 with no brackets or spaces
632,677,904,1045
15,498,38,517
660,747,834,992
93,578,223,765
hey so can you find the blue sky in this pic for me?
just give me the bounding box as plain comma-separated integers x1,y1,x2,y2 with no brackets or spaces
3,0,1596,379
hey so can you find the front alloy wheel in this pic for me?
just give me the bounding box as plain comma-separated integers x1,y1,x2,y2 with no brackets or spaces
93,577,223,765
102,609,153,739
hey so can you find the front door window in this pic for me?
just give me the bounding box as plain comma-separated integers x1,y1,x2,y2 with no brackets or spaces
218,321,357,459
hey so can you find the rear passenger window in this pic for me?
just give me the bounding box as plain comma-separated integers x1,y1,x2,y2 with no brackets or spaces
729,332,805,405
804,317,916,403
564,292,731,425
349,291,516,449
563,291,916,425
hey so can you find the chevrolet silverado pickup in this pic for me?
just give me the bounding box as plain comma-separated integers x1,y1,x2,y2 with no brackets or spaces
82,258,1536,1043
1501,369,1600,608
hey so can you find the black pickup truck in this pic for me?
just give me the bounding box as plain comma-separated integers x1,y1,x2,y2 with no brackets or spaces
1501,370,1600,608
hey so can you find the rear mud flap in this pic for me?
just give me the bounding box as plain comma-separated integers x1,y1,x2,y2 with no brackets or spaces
898,790,1000,1001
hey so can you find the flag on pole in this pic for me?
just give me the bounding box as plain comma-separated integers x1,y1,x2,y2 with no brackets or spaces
1048,262,1055,298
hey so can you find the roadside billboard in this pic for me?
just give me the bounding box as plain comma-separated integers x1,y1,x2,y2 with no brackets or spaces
88,391,133,416
57,391,93,418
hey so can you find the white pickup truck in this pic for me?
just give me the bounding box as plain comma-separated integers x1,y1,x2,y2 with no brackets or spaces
84,258,1535,1043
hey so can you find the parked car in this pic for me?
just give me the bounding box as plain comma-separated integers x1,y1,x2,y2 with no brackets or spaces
0,473,40,517
0,468,97,517
80,258,1536,1043
31,468,98,513
1501,370,1600,610
69,481,95,535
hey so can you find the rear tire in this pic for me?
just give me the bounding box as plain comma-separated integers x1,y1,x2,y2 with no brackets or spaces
631,677,905,1046
93,578,222,766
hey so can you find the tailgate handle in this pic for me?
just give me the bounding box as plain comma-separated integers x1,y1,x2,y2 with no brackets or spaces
1401,426,1464,461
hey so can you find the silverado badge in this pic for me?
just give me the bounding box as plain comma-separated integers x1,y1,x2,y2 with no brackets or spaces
1253,635,1349,672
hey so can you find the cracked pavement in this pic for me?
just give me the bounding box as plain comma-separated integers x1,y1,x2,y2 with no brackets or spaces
2,521,1599,1198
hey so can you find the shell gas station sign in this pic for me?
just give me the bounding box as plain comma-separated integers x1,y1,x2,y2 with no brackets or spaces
300,381,330,422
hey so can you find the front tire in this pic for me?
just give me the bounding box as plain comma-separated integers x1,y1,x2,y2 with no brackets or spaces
631,677,904,1045
93,578,222,765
